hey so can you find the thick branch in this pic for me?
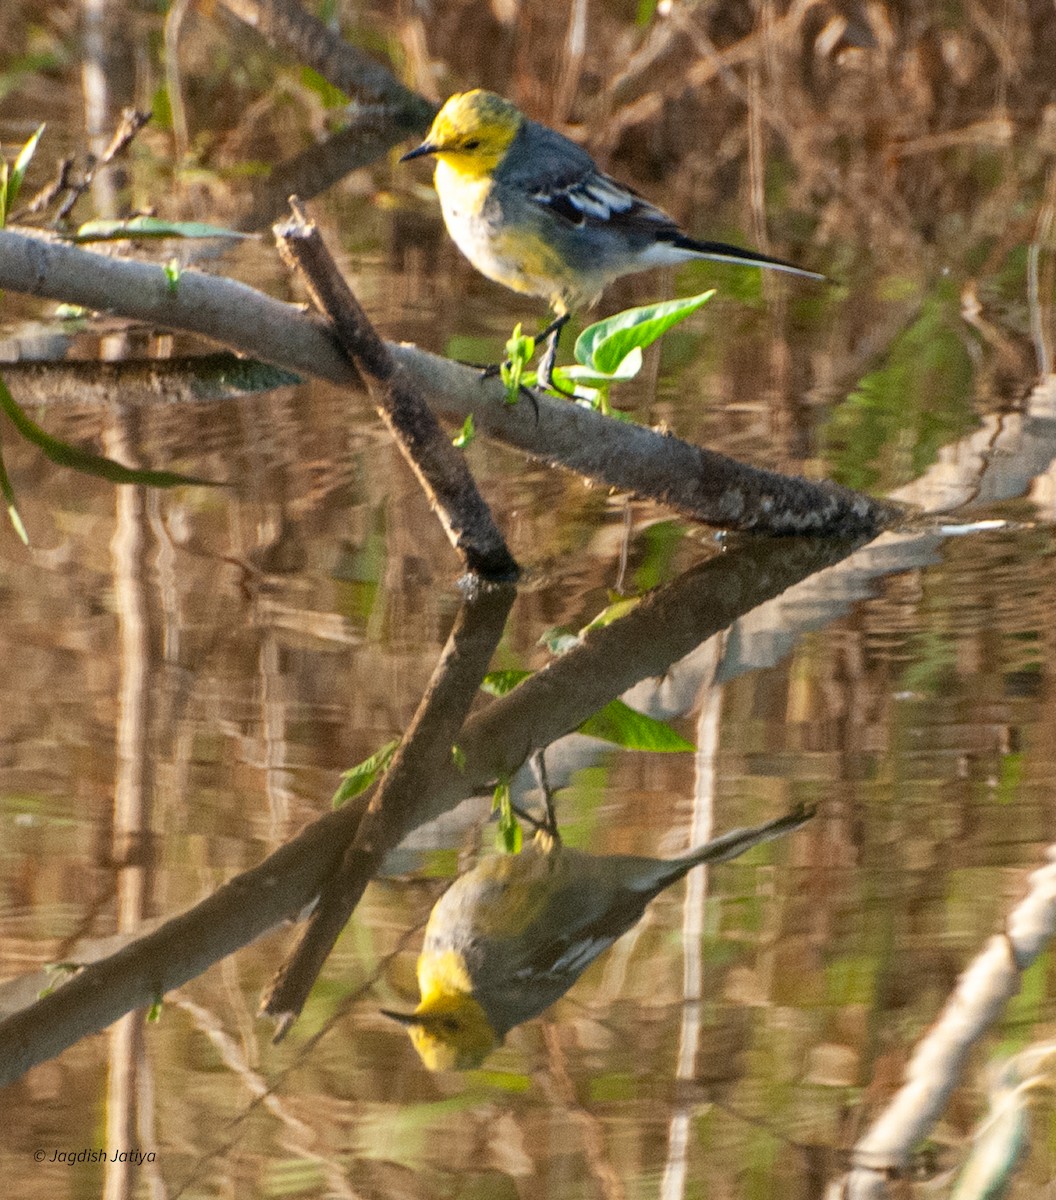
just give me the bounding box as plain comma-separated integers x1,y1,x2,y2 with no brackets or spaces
391,347,897,535
0,227,900,536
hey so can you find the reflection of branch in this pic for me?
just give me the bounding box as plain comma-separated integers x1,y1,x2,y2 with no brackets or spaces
443,535,867,796
203,0,435,230
889,376,1056,516
274,202,519,583
841,850,1056,1197
171,995,367,1200
540,1023,626,1200
0,228,897,536
105,406,161,1195
2,354,299,407
0,535,861,1084
15,109,151,225
261,581,516,1031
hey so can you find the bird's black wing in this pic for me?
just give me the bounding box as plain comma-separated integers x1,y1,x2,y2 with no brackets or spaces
502,119,678,235
504,120,825,278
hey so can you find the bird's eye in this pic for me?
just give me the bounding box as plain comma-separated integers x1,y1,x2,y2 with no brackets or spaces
462,139,481,151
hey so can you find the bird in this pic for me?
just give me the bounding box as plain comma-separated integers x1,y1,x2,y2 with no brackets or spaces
383,798,812,1070
400,89,823,390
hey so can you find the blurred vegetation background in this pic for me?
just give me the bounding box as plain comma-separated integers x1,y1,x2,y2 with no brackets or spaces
2,3,1056,1198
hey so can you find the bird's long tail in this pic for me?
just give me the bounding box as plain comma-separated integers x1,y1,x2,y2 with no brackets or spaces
670,234,826,281
677,804,815,875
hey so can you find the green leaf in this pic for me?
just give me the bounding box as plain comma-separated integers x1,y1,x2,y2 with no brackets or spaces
299,66,350,108
582,595,641,631
481,668,533,697
0,159,8,229
575,291,714,375
0,376,220,488
332,738,399,808
150,83,173,132
38,962,82,999
452,413,475,448
69,216,251,242
500,324,535,404
636,0,659,23
164,258,182,294
578,699,694,751
537,374,598,406
554,348,644,389
505,323,534,363
46,961,82,973
146,996,164,1022
8,123,44,213
500,810,522,853
0,432,28,544
491,779,522,853
451,744,466,773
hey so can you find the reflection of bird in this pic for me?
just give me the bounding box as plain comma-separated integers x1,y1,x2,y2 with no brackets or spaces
384,801,812,1070
400,89,823,386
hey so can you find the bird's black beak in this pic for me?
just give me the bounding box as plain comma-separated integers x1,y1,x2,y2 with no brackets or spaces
380,1008,421,1026
399,141,437,163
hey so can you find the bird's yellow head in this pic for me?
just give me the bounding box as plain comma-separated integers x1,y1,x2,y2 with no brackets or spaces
399,90,523,178
383,989,500,1071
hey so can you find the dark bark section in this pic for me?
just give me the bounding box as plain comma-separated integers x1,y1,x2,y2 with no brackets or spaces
274,202,519,583
396,346,898,535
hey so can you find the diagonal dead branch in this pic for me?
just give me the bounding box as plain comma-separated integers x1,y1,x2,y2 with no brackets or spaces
260,580,516,1032
274,199,519,583
841,847,1056,1196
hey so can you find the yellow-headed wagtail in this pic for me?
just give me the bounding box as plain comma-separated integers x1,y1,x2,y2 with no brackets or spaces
384,800,812,1070
400,89,823,389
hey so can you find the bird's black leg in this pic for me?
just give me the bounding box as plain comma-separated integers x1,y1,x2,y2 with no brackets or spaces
534,313,574,397
471,310,574,416
531,749,560,842
508,749,561,844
